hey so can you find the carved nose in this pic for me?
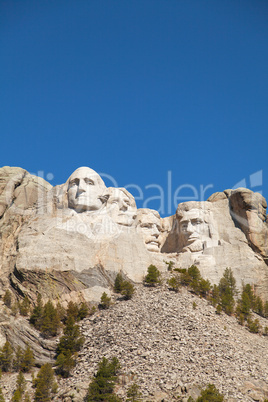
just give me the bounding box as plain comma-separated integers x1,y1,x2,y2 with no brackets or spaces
77,180,86,194
152,224,160,236
186,223,194,233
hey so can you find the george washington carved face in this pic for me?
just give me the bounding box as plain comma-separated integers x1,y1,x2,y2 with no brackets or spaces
67,167,106,213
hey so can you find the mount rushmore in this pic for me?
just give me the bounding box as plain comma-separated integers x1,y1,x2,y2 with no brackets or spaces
0,165,268,306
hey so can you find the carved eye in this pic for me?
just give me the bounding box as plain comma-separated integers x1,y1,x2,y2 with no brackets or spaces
140,223,152,229
69,179,78,187
84,178,94,185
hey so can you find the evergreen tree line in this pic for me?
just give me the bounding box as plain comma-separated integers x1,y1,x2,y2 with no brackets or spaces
99,274,135,310
3,292,91,378
0,342,34,373
3,291,91,338
29,295,90,339
85,356,227,402
11,370,31,402
146,264,268,334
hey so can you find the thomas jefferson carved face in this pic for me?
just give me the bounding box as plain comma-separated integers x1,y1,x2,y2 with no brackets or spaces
67,167,106,213
136,209,161,252
106,188,137,226
176,207,211,252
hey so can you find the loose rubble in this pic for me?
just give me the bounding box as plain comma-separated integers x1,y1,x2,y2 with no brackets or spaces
54,279,268,401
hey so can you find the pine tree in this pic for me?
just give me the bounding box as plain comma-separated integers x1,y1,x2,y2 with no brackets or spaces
55,350,75,378
180,270,192,286
100,292,111,309
126,383,142,401
114,273,124,293
188,265,201,282
0,341,14,372
11,389,22,402
247,317,261,333
121,281,135,300
21,345,35,372
12,371,26,401
196,383,225,401
236,289,251,319
219,268,237,296
198,278,211,298
167,275,180,292
210,285,220,307
29,294,43,330
40,300,61,338
66,301,79,322
56,317,84,356
144,265,161,286
13,346,24,372
242,284,255,307
23,392,30,402
265,301,268,318
86,357,121,401
254,296,264,316
3,290,12,308
218,268,237,315
18,297,30,317
56,302,66,322
33,363,57,402
78,302,89,320
16,371,26,394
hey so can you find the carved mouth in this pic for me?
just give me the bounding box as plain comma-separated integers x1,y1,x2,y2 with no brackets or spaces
146,240,160,247
188,235,200,242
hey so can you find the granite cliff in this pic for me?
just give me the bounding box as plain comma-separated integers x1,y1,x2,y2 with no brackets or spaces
0,165,267,306
0,165,267,399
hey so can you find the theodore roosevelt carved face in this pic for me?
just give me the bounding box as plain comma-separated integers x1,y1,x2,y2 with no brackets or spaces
136,209,161,252
67,167,106,213
106,187,137,226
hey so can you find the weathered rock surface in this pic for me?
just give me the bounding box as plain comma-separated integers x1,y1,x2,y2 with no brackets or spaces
229,188,268,259
0,165,268,378
0,308,56,365
0,167,267,303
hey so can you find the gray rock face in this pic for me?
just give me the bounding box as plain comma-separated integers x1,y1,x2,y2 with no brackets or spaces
0,165,267,305
0,165,268,400
229,188,268,258
0,312,56,365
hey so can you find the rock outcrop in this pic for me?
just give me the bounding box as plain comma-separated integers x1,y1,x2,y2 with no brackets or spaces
0,165,267,306
0,165,267,400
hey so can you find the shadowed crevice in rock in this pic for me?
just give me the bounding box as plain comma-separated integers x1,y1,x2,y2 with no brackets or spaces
71,264,118,289
9,267,88,302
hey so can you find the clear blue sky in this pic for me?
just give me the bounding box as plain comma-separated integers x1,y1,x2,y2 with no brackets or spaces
1,0,267,216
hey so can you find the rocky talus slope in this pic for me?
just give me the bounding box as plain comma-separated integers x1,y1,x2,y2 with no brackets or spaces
54,280,268,402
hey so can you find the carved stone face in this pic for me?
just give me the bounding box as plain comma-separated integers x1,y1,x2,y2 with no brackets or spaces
106,188,137,226
136,209,161,252
67,167,106,213
177,208,211,252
